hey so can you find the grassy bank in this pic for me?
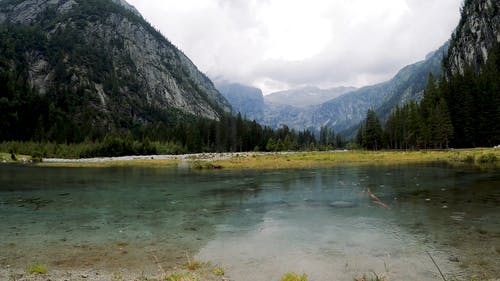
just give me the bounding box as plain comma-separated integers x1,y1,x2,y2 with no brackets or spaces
17,148,498,169
0,140,186,159
208,149,500,170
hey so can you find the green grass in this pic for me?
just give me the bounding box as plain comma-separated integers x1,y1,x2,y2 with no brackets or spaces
280,272,308,281
0,152,32,163
166,272,199,281
3,145,499,170
210,149,500,170
211,267,225,276
27,264,48,274
352,271,389,281
185,261,202,271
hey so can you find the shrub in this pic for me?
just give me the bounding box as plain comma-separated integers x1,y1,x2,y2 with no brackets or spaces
461,154,475,163
9,149,17,161
31,151,44,163
477,153,497,163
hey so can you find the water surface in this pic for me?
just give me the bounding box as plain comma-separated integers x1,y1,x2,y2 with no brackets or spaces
0,164,498,280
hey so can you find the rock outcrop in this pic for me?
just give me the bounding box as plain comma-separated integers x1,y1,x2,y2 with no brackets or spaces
0,0,231,125
446,0,500,75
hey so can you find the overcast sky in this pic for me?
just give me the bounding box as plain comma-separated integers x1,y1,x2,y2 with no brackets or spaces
127,0,462,94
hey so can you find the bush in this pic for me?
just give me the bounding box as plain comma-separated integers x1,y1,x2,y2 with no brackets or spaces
31,151,44,163
477,153,497,163
461,154,475,163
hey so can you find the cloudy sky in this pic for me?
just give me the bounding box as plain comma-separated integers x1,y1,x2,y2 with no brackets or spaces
127,0,462,94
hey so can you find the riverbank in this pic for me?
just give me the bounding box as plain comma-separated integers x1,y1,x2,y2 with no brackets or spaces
28,148,500,169
1,261,228,281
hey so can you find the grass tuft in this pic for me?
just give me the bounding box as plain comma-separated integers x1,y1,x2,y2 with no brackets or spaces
27,264,48,274
280,272,308,281
211,267,225,276
165,272,199,281
185,261,202,271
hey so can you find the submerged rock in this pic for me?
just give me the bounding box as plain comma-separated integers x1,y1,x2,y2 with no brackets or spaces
330,201,356,208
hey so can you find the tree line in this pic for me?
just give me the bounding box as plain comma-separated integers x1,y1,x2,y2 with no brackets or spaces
357,44,500,150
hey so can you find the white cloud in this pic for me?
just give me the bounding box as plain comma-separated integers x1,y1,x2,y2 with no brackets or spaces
127,0,462,94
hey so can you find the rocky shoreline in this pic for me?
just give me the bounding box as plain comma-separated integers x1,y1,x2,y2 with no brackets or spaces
42,152,279,164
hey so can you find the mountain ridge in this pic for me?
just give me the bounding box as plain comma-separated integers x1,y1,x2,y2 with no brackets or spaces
218,42,447,135
264,86,356,108
0,0,231,142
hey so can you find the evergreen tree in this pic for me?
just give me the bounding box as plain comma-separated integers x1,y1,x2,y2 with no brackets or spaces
362,110,383,150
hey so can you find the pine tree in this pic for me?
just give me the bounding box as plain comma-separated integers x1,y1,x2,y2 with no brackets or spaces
363,110,383,150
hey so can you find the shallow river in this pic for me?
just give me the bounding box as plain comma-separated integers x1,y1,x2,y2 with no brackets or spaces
0,163,498,280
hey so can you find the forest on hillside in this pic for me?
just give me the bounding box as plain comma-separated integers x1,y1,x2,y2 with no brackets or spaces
357,45,500,150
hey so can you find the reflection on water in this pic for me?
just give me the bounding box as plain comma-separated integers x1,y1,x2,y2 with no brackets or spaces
0,164,498,280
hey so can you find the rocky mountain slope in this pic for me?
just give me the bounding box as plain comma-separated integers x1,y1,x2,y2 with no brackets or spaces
217,83,264,120
0,0,231,141
310,43,447,134
445,0,500,76
264,86,356,108
219,43,446,134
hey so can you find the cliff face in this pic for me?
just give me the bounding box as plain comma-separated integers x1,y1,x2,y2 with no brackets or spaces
446,0,500,75
217,83,265,120
264,86,356,108
0,0,231,125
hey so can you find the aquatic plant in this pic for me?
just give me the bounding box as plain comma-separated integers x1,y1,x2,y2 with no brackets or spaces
185,261,202,271
280,272,308,281
165,272,199,281
353,272,388,281
27,264,48,274
191,161,222,170
211,266,225,276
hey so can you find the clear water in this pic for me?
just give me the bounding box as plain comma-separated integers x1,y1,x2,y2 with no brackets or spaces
0,164,498,280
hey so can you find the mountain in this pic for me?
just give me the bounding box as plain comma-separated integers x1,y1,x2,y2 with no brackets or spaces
218,42,446,135
440,0,500,147
264,86,356,108
216,83,264,120
445,0,500,76
317,43,447,134
356,0,499,149
0,0,231,142
111,0,140,16
373,43,449,121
